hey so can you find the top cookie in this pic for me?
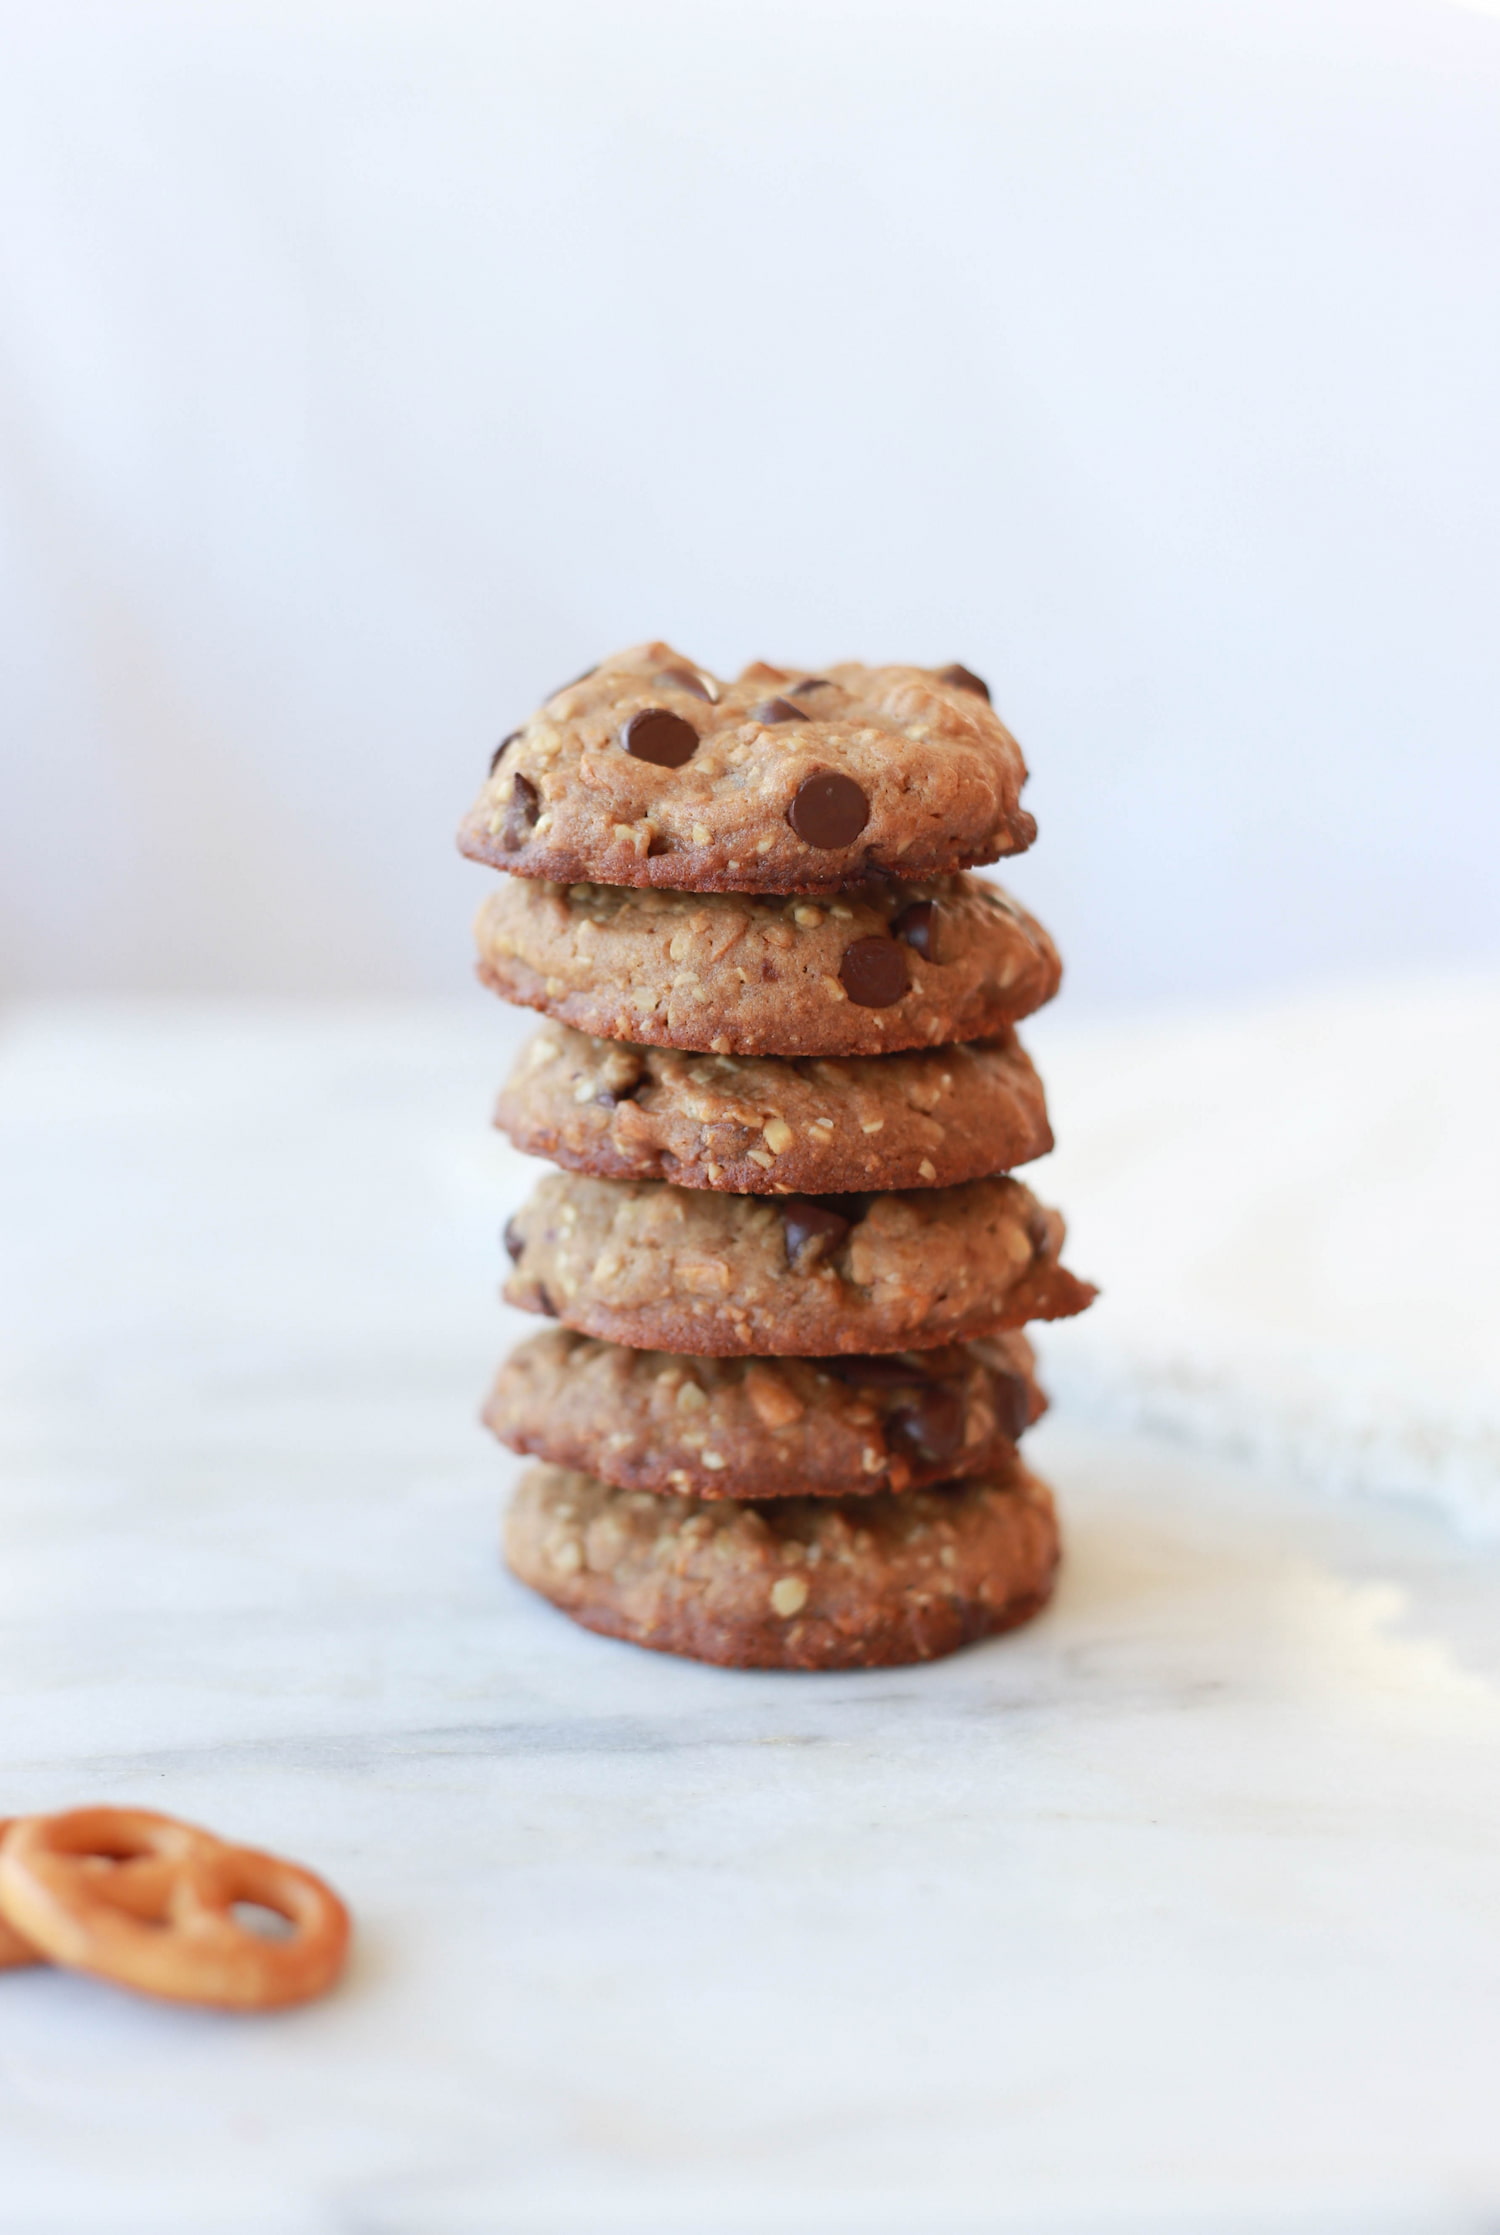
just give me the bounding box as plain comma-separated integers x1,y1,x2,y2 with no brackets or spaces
457,642,1035,895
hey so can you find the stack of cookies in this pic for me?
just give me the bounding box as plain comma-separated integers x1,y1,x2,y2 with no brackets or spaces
459,644,1094,1672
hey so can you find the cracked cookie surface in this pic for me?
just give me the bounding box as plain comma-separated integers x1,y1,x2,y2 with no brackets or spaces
502,1169,1095,1356
504,1458,1060,1669
458,641,1034,894
485,1327,1045,1500
475,872,1059,1058
495,1022,1052,1194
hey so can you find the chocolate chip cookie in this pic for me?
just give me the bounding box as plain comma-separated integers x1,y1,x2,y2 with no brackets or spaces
485,1327,1044,1500
504,1458,1060,1669
502,1170,1095,1356
458,642,1034,895
474,873,1059,1058
495,1022,1051,1195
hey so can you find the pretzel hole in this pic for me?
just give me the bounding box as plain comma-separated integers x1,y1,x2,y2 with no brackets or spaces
232,1900,298,1941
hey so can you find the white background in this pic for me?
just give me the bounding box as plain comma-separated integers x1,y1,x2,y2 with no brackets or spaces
3,0,1498,1011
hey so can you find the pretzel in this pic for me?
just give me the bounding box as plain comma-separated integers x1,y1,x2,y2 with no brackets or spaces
0,1808,350,2010
0,1823,43,1970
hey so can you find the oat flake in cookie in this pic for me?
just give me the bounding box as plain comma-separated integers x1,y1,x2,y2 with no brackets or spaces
485,1328,1045,1501
458,642,1035,894
474,873,1060,1060
494,1022,1052,1195
501,1169,1096,1357
503,1460,1061,1670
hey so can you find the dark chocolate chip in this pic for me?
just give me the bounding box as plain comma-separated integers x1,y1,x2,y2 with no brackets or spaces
991,1369,1032,1444
780,1196,855,1270
503,1217,525,1263
787,770,869,848
654,665,717,702
888,1384,966,1468
501,773,540,850
791,677,833,694
619,707,699,768
749,697,806,725
936,663,990,701
489,730,522,777
535,1284,559,1318
838,936,910,1008
892,898,941,963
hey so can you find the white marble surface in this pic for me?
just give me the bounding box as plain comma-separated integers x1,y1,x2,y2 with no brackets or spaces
3,1000,1500,2235
1027,974,1500,1532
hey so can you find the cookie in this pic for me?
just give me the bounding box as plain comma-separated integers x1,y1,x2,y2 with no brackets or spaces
458,642,1035,894
474,873,1059,1059
503,1459,1060,1670
502,1170,1096,1356
484,1327,1045,1500
495,1022,1051,1195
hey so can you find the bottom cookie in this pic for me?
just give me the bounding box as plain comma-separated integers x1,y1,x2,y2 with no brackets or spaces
504,1461,1059,1671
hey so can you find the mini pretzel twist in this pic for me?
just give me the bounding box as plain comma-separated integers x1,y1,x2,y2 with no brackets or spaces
0,1823,42,1971
0,1808,350,2010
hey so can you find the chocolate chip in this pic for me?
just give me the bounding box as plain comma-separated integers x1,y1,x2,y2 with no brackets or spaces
791,677,833,694
780,1195,857,1270
535,1284,559,1318
991,1369,1032,1443
489,730,521,777
887,1384,966,1469
501,773,540,850
838,936,909,1008
503,1217,525,1263
619,707,699,768
936,663,990,701
654,665,717,702
749,697,806,725
892,898,941,963
787,771,869,848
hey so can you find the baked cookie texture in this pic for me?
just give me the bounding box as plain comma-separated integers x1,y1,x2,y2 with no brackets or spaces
485,1328,1046,1501
495,1022,1052,1195
504,1459,1060,1670
458,642,1035,895
474,873,1060,1058
502,1170,1095,1356
459,640,1094,1671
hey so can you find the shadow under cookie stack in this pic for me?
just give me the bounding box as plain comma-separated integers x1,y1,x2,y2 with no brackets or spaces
459,644,1095,1671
